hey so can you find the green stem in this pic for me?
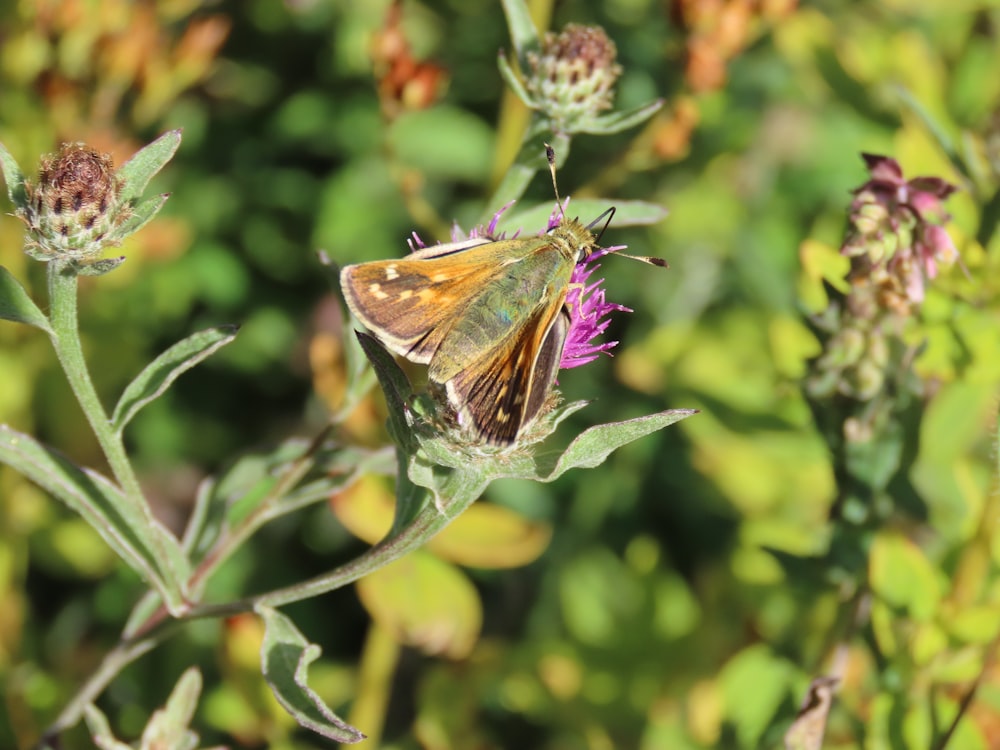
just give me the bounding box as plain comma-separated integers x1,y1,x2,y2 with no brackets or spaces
47,263,151,517
46,263,184,598
185,487,455,618
480,118,570,224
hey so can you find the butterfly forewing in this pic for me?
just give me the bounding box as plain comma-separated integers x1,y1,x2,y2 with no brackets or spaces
340,246,508,363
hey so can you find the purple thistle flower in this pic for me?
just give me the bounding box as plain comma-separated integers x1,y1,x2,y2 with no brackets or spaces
560,248,631,369
542,200,631,369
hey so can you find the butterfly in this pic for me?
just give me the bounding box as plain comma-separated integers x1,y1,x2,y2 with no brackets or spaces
340,147,663,445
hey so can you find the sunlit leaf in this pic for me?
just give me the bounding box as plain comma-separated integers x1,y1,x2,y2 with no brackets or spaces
356,550,482,658
427,502,551,569
869,532,942,621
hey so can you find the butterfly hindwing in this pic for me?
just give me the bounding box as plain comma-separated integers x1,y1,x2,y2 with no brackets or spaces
442,296,570,443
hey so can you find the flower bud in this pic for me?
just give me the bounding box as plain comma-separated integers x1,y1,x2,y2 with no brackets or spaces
23,143,128,264
526,24,622,132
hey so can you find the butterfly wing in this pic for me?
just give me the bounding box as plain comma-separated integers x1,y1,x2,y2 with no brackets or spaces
442,301,570,444
340,239,503,363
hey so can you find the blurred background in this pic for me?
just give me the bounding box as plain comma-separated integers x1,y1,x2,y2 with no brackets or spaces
1,0,999,748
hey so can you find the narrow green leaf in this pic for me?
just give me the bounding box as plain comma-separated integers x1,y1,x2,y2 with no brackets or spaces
84,704,133,750
408,408,694,513
497,52,536,109
256,605,366,744
500,0,540,65
501,199,669,235
579,99,665,135
107,193,170,245
76,256,126,276
319,253,377,419
541,409,697,481
139,667,202,750
118,130,182,204
0,266,53,333
279,445,396,515
112,326,238,434
0,425,187,611
123,589,164,640
355,331,415,451
0,140,28,211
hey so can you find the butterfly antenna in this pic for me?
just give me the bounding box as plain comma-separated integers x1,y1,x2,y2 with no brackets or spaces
548,143,667,268
545,143,567,221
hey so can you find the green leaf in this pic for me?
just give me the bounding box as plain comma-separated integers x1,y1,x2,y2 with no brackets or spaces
139,667,202,750
84,704,133,750
0,141,28,211
118,129,182,204
0,425,188,612
500,0,540,66
256,605,366,744
408,409,696,514
869,532,942,621
112,326,239,434
427,502,551,568
497,52,536,109
0,266,53,333
356,550,482,658
107,193,170,245
280,445,395,515
579,99,665,136
719,644,795,748
386,107,494,182
539,409,697,481
319,252,378,419
355,332,415,452
76,256,126,276
501,199,669,235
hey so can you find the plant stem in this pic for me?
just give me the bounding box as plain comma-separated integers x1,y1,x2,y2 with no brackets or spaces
184,486,454,619
47,264,154,522
480,119,570,224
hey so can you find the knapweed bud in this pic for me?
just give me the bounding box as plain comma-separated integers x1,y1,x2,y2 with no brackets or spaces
23,143,128,266
525,24,622,133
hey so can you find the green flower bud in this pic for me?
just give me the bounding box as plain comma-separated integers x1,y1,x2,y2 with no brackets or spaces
526,24,622,133
22,143,128,265
849,358,884,401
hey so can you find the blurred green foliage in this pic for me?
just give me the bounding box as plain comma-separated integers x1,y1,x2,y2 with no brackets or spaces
2,0,1000,748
